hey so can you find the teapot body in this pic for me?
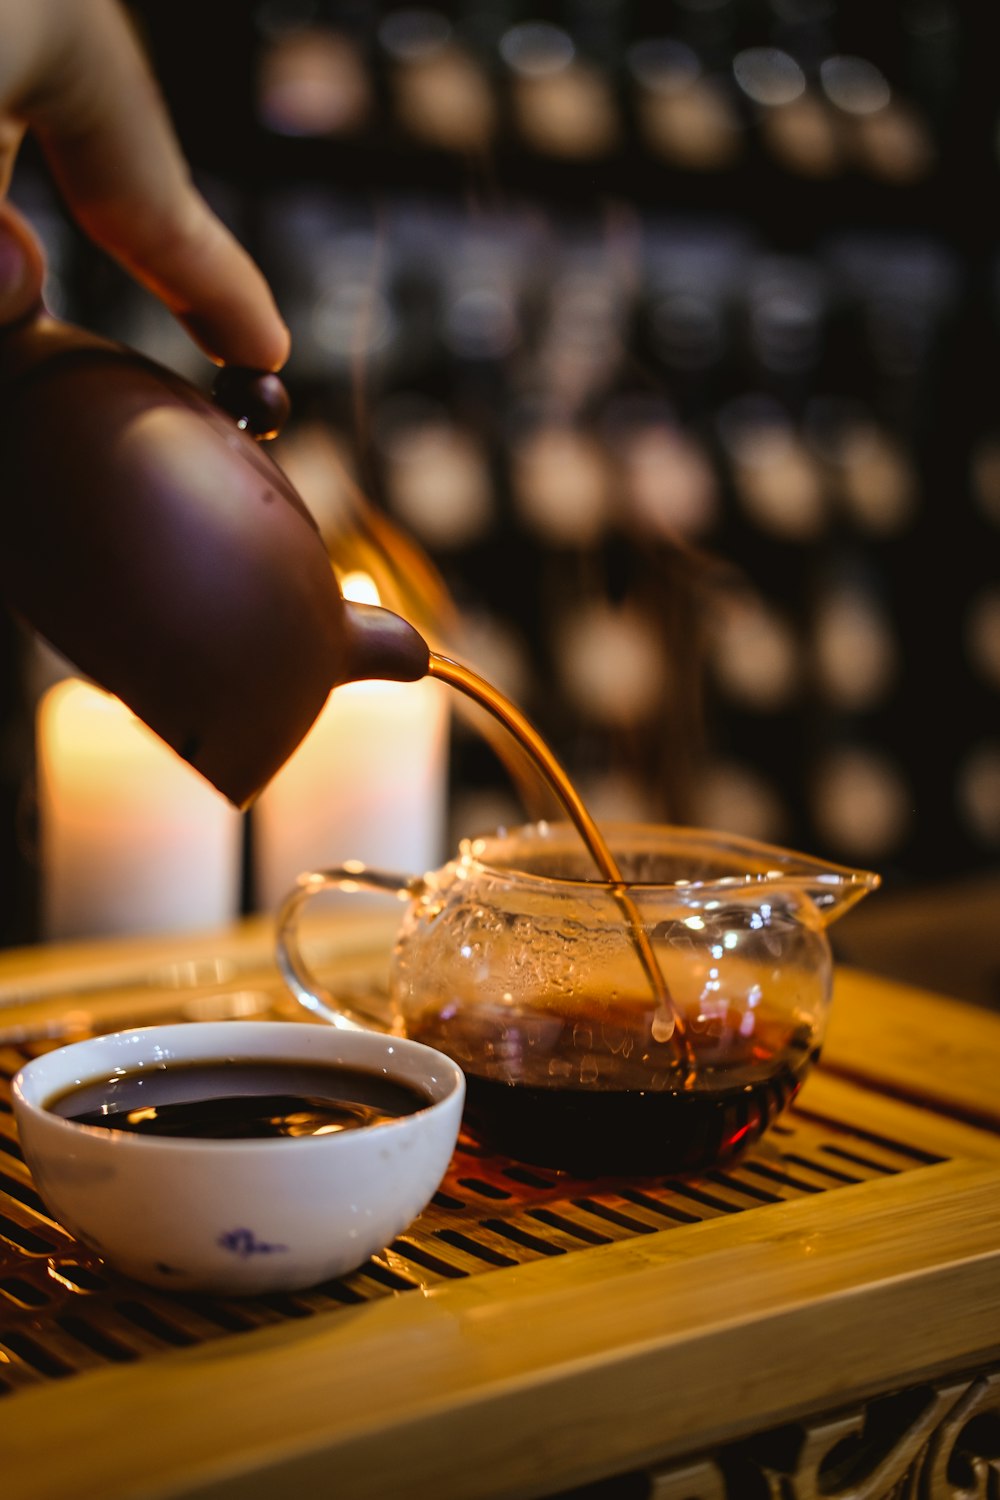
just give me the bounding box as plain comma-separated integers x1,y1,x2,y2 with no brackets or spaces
0,314,427,805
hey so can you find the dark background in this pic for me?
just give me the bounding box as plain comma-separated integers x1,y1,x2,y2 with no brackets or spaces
2,0,999,977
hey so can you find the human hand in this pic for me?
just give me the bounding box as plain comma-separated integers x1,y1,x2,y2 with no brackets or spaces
0,0,289,368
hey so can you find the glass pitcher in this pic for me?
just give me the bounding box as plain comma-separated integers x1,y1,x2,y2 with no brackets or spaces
277,821,879,1177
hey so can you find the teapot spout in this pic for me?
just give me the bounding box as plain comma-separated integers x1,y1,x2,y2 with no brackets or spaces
339,601,430,684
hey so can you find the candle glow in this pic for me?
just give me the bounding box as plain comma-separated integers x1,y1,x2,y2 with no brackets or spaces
253,572,449,911
37,679,243,941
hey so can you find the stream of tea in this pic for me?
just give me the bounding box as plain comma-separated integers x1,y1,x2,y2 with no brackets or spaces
427,652,696,1079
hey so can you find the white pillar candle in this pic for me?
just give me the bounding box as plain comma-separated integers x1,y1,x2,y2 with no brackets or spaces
253,676,449,912
37,679,243,941
252,577,449,912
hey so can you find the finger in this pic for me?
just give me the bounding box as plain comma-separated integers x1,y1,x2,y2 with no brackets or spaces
17,0,289,369
0,199,46,325
0,114,27,197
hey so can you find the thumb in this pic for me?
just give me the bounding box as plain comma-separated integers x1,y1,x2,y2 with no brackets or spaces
0,201,46,326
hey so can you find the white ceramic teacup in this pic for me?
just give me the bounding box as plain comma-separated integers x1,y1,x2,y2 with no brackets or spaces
12,1020,465,1295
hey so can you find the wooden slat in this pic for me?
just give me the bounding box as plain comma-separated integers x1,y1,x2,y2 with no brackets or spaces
1,924,999,1499
824,966,1000,1128
0,912,399,1043
1,1158,998,1500
791,1069,1000,1164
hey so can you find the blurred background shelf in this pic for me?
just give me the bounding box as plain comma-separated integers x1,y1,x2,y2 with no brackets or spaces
2,0,998,1001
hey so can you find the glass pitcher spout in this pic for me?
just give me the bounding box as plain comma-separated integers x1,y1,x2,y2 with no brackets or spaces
663,827,881,927
792,861,881,926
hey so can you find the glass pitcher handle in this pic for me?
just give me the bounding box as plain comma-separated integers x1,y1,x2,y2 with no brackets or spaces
275,866,423,1029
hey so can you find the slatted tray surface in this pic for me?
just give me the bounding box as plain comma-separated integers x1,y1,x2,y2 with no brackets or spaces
0,1009,942,1397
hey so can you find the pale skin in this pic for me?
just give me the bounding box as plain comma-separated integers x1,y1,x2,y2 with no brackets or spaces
0,0,290,367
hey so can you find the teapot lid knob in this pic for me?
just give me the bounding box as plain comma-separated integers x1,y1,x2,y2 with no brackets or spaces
211,367,292,441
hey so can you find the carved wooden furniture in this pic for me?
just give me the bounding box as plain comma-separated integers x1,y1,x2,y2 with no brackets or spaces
0,914,997,1498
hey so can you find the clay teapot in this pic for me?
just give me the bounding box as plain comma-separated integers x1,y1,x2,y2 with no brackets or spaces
0,307,429,807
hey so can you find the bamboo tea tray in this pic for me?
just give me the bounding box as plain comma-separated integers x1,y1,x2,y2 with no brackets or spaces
0,913,998,1500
